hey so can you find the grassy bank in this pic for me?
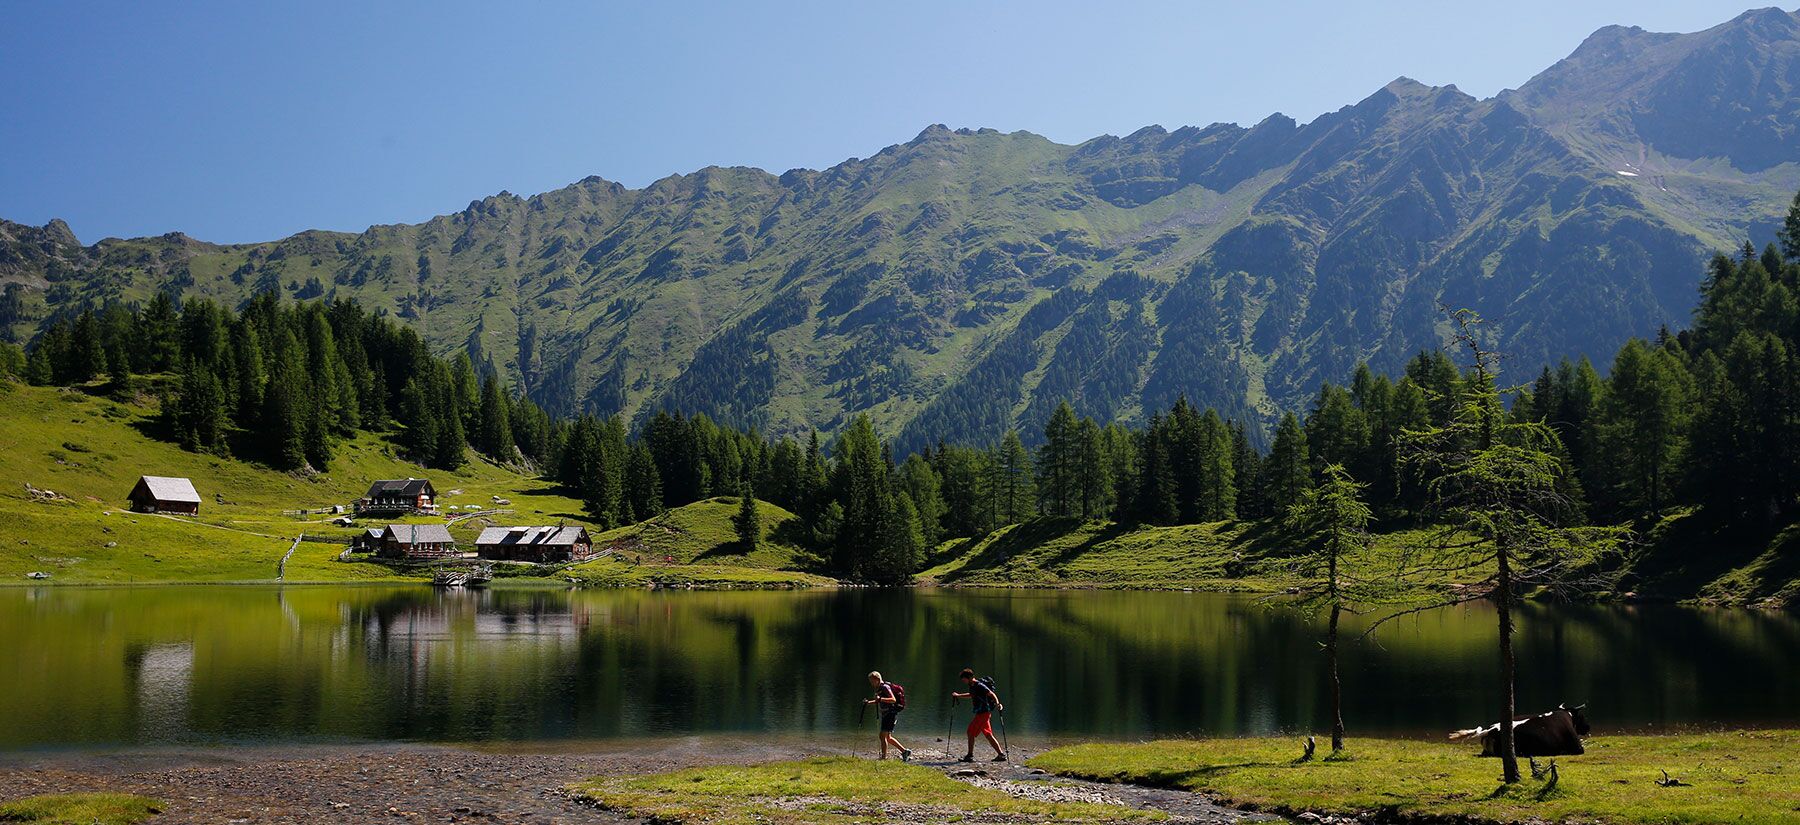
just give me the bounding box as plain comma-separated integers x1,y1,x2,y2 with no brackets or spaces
1031,731,1800,825
567,756,1156,824
0,793,162,825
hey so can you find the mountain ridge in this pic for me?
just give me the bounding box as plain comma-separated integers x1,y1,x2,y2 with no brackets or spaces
5,7,1799,449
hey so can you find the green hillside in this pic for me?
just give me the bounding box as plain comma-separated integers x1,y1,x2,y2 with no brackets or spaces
920,517,1450,593
561,497,833,588
5,10,1798,447
0,380,822,587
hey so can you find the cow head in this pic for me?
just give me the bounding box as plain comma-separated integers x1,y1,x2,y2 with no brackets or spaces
1558,703,1591,735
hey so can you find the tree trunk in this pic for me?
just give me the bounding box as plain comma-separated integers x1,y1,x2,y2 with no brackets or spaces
1327,602,1345,752
1495,547,1521,783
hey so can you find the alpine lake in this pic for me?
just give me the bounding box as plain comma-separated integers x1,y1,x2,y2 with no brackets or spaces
2,585,1796,751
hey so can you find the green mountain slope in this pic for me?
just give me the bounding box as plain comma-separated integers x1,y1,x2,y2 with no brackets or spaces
5,9,1798,447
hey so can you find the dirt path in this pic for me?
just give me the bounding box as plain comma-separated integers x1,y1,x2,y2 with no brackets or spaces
0,739,1269,824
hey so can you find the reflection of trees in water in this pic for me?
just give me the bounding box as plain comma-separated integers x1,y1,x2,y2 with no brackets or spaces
1,588,1796,748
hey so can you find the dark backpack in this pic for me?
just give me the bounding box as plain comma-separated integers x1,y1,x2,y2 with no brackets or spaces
972,676,997,711
885,682,908,710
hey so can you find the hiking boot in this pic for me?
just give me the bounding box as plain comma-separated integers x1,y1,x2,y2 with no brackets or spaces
992,753,1008,762
900,748,912,762
958,755,974,763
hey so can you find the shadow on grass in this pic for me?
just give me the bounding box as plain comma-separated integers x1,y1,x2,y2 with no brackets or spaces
1108,761,1292,788
937,518,1094,583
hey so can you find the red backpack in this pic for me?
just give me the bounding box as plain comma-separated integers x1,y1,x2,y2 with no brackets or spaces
884,682,908,710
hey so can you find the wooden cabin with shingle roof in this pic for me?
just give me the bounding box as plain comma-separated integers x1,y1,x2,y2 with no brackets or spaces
356,478,438,515
475,525,595,563
127,476,202,515
378,523,458,560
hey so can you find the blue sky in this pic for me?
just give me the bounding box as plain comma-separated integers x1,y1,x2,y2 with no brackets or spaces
0,1,1767,243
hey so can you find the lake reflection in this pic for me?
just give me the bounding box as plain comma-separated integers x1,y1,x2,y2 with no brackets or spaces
1,586,1796,749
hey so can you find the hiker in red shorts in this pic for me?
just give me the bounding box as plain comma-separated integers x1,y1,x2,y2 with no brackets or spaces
950,667,1006,762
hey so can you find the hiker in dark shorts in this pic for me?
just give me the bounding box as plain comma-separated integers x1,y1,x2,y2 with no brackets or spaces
951,667,1006,762
864,670,912,761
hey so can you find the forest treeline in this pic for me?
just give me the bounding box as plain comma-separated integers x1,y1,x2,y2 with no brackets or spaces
5,194,1799,584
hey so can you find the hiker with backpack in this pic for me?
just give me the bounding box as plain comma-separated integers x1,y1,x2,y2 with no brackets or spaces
863,670,912,761
951,668,1007,762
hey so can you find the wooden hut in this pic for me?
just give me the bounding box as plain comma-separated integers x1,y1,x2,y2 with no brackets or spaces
127,476,201,515
378,523,458,560
356,479,438,515
475,525,595,563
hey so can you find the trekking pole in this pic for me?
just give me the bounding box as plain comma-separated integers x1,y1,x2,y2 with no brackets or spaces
946,693,956,761
998,707,1009,756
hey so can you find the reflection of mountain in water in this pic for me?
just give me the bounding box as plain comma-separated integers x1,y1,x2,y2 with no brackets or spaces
1,587,1796,749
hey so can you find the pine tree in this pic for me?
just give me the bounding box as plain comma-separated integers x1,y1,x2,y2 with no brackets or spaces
1135,416,1180,525
1197,408,1236,520
135,291,180,373
990,430,1036,525
626,443,664,520
0,342,24,378
1102,423,1138,522
263,328,309,470
398,377,439,465
831,414,892,578
451,352,481,433
870,491,925,585
898,453,946,548
25,331,56,385
733,480,760,552
1036,401,1080,517
231,321,266,427
1075,417,1113,520
433,385,467,471
68,311,107,383
1406,349,1463,426
799,431,832,546
934,444,991,538
174,357,227,455
1779,189,1800,261
478,374,515,462
1266,412,1312,515
1597,339,1692,518
1307,384,1367,472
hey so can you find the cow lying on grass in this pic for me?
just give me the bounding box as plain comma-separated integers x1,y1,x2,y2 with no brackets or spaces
1450,704,1589,757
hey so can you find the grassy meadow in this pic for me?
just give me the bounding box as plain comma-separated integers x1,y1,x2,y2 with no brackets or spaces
1032,731,1800,825
0,380,820,587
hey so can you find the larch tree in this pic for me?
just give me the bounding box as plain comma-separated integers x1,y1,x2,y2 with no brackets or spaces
1282,462,1376,754
1385,310,1621,784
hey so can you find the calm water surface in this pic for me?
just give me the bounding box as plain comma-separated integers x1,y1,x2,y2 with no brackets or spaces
2,586,1796,750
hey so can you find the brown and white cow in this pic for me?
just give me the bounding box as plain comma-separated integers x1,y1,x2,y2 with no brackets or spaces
1449,704,1589,757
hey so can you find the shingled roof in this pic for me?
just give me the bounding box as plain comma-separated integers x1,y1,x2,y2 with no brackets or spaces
363,478,435,499
382,523,454,545
132,476,201,504
475,525,587,547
